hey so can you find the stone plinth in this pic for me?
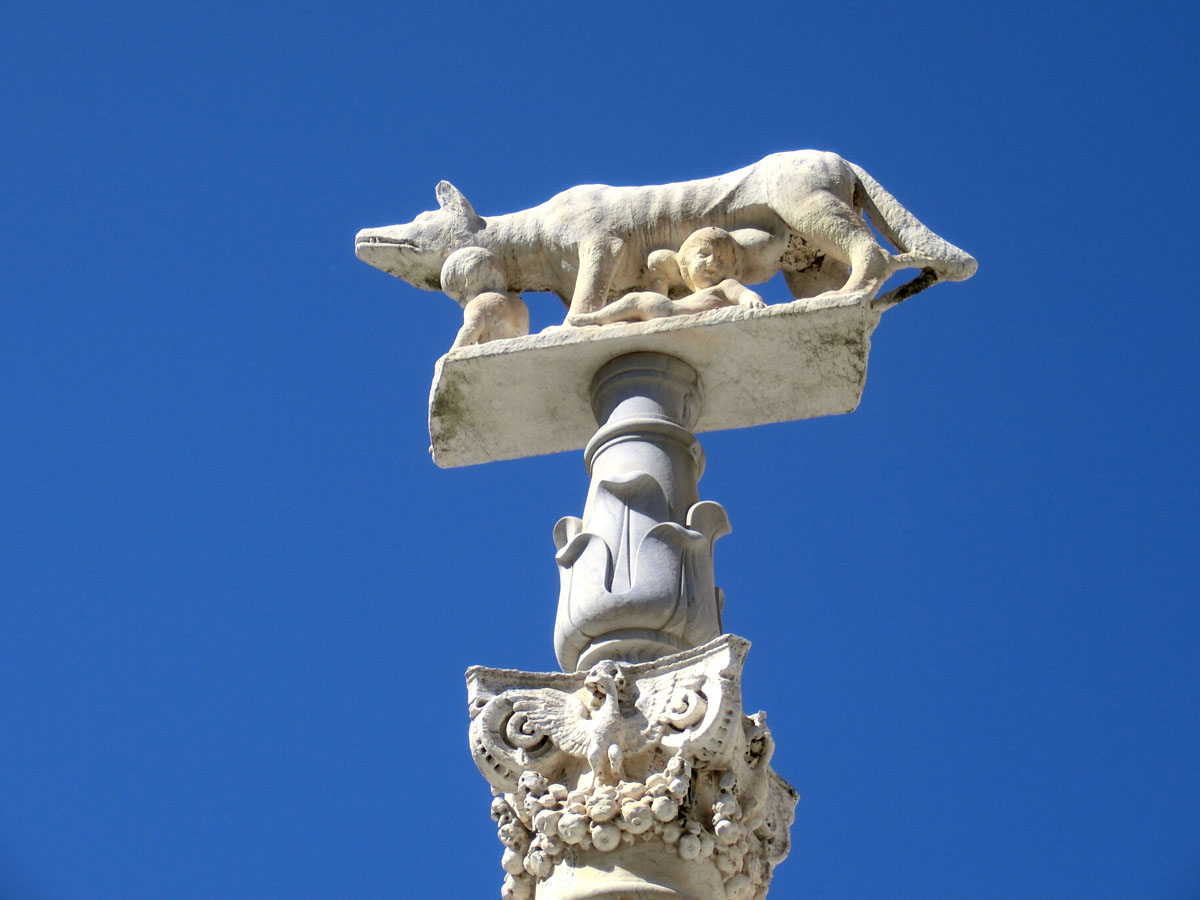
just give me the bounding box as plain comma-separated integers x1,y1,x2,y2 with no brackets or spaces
429,300,874,468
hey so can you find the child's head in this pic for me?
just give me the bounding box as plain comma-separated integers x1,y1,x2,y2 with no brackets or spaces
440,246,506,305
678,227,741,291
645,248,682,295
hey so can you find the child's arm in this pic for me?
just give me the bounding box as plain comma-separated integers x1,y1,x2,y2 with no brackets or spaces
719,279,767,309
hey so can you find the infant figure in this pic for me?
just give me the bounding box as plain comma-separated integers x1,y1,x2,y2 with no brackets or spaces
568,227,766,327
441,247,530,350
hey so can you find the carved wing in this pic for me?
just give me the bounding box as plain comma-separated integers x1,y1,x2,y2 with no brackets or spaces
628,636,748,766
631,668,710,745
511,688,594,762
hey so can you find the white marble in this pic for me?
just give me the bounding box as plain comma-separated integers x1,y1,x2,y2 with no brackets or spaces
552,353,727,673
567,227,766,327
351,152,979,899
440,246,530,349
468,635,797,900
355,149,976,328
428,299,874,467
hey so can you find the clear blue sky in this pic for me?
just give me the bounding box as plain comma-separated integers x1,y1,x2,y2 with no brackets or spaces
2,2,1197,898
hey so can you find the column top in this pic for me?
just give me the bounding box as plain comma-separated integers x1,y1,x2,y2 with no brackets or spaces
427,301,875,468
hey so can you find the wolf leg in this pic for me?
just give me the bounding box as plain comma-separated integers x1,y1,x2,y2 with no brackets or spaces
786,193,893,308
783,256,848,299
567,239,625,319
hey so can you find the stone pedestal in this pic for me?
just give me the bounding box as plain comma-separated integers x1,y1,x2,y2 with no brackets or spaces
432,310,864,899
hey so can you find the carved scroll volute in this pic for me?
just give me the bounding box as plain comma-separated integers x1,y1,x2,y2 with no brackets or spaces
650,633,748,768
467,670,574,794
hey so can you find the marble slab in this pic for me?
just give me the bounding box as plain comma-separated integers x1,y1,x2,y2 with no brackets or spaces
427,300,875,467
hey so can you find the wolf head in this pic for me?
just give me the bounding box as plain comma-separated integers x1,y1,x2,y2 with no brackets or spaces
355,182,485,292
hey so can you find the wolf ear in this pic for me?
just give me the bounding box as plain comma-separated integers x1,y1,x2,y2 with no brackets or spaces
435,181,483,228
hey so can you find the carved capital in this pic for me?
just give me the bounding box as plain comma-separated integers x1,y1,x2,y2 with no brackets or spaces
467,636,797,900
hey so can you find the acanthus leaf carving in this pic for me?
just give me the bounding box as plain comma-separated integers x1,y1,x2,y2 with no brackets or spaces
553,472,729,671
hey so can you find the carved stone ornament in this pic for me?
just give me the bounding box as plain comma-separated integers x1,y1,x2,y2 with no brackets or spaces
353,154,975,898
552,353,727,672
355,149,977,345
357,151,976,466
553,492,729,673
467,635,798,900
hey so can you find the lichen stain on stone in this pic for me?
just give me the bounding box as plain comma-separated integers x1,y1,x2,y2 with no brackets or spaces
430,370,471,447
795,325,865,390
818,327,866,362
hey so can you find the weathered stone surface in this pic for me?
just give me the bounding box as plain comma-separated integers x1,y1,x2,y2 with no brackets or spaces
440,246,530,350
560,226,768,329
354,152,978,899
355,149,977,326
429,300,874,467
467,636,797,900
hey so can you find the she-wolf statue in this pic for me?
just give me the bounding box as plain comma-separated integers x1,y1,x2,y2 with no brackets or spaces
355,149,977,320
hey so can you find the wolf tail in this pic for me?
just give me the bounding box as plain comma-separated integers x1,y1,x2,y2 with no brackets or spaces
849,162,978,283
